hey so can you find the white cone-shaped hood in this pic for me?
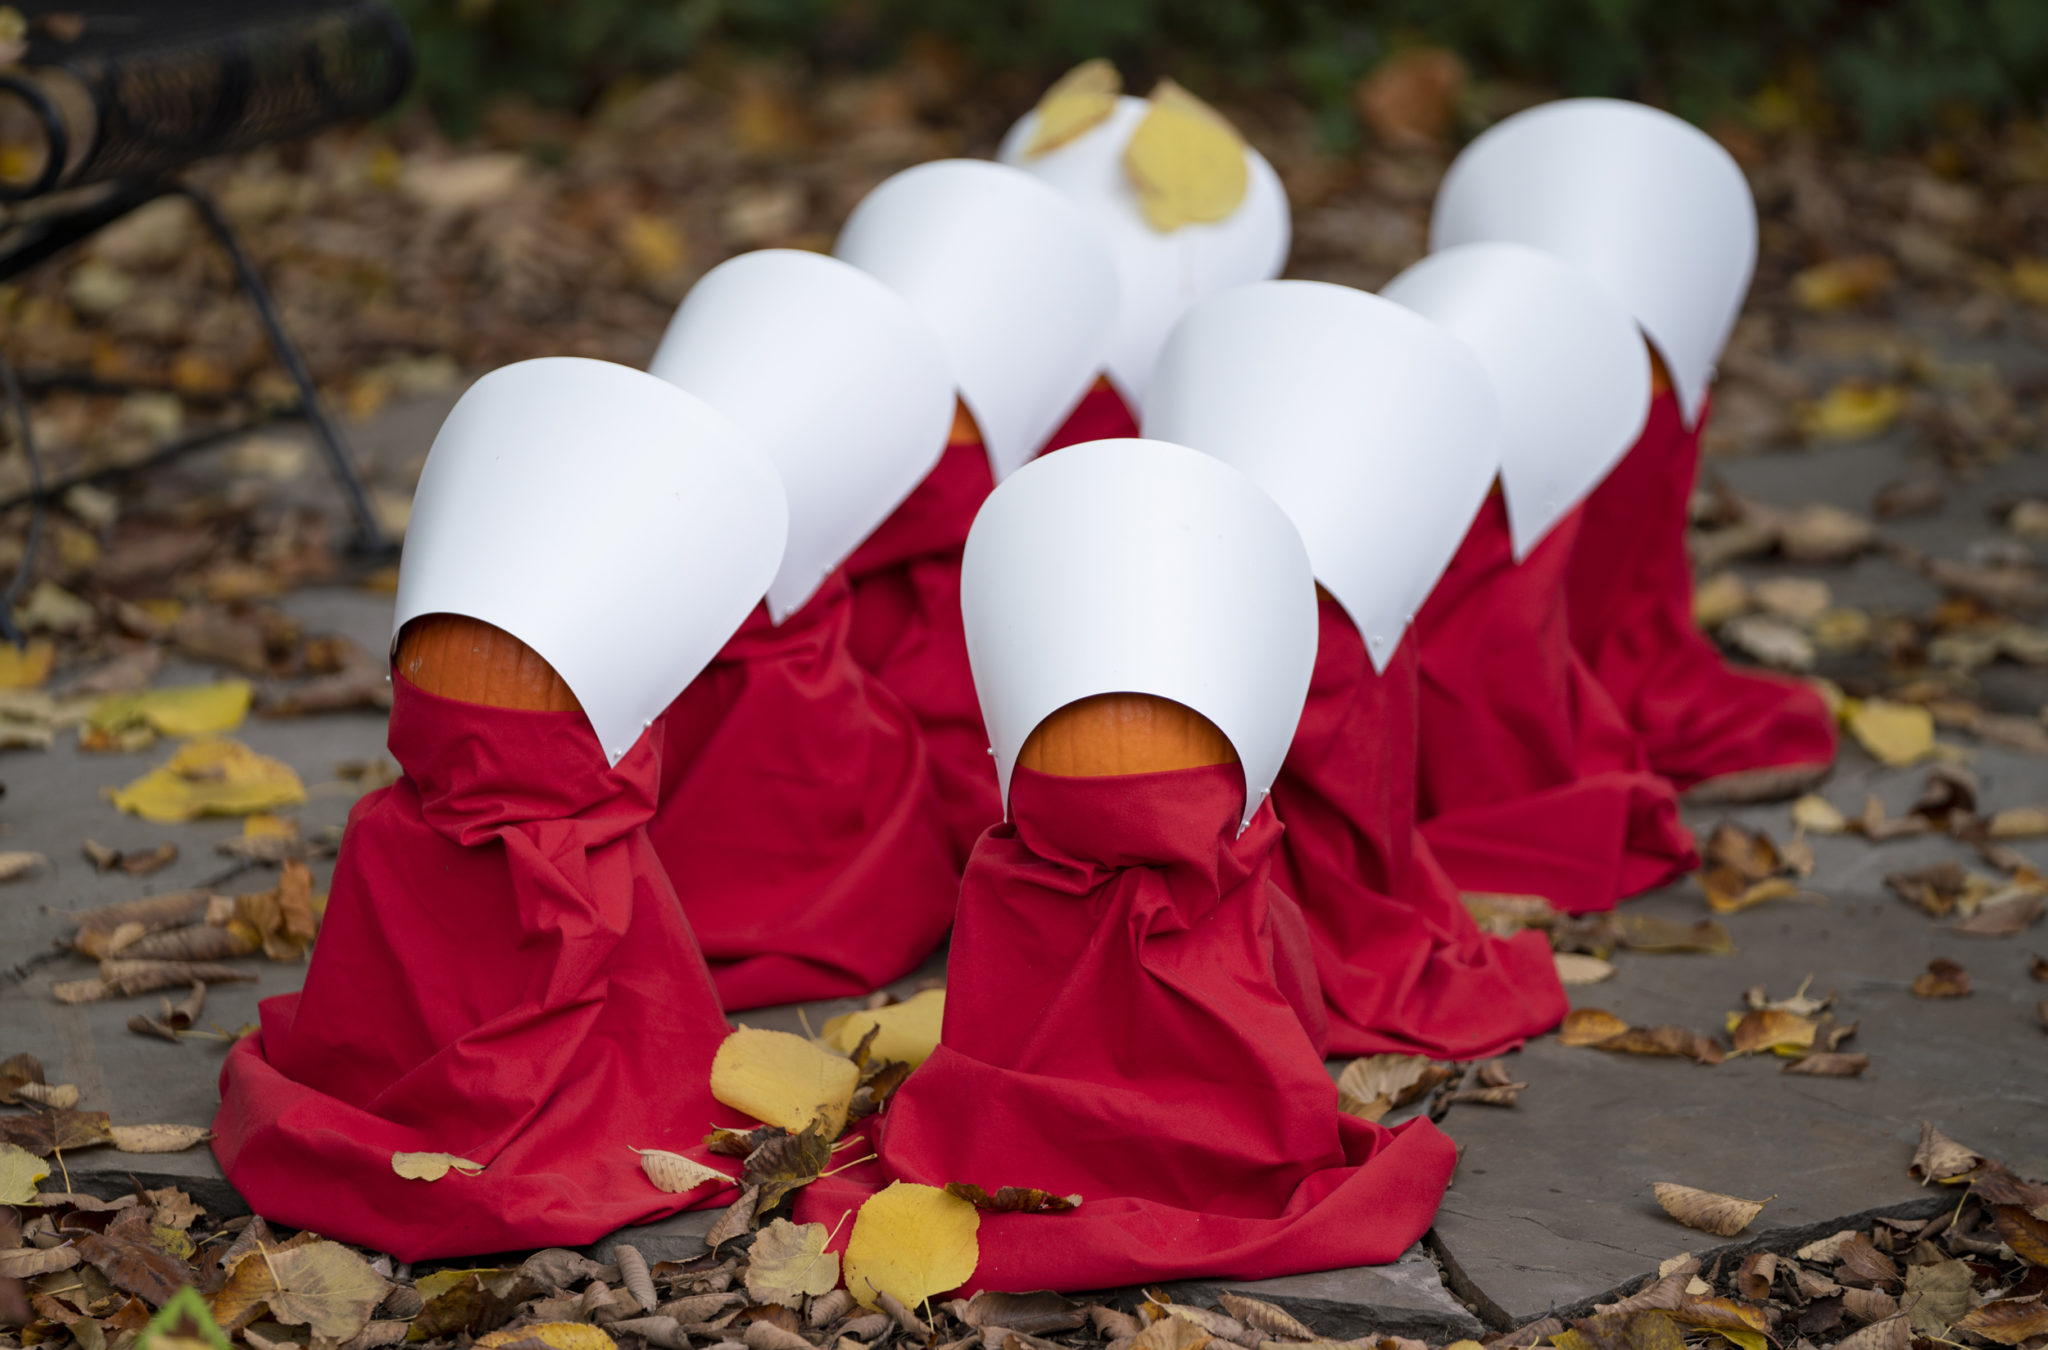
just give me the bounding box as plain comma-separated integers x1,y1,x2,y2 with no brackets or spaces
1429,97,1756,426
1145,280,1501,673
833,159,1119,481
648,249,955,622
391,357,789,764
1383,242,1651,560
996,96,1290,412
961,437,1316,830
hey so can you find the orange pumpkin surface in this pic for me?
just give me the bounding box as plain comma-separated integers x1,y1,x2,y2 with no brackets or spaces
1648,340,1673,396
949,398,982,447
394,613,581,712
1018,692,1238,777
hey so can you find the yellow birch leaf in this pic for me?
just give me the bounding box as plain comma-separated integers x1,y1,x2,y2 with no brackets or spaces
88,681,252,738
820,988,945,1067
1123,79,1247,232
0,638,55,688
1791,794,1849,835
710,1027,858,1137
745,1218,841,1308
843,1181,980,1310
477,1326,616,1350
1553,952,1615,985
1797,382,1904,442
391,1151,486,1182
1843,699,1935,767
1024,59,1122,157
107,737,307,822
1559,1008,1630,1047
0,1140,49,1203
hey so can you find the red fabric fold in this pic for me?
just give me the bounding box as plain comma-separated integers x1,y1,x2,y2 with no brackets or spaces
1567,390,1838,789
1037,377,1140,457
1415,494,1698,913
794,764,1457,1292
844,440,1000,865
1274,598,1567,1057
214,676,737,1260
650,572,959,1010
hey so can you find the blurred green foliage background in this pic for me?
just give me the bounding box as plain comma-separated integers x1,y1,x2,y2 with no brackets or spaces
393,0,2048,145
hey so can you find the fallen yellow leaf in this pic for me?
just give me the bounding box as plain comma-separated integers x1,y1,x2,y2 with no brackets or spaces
820,988,945,1067
391,1151,486,1181
1797,382,1904,442
106,737,307,822
2011,258,2048,306
745,1218,841,1308
710,1027,858,1137
1122,79,1247,232
1025,58,1121,156
1791,794,1849,835
843,1181,980,1310
0,639,55,689
1559,1008,1630,1047
1843,699,1935,767
1790,255,1895,312
477,1325,615,1350
88,681,252,739
1724,1009,1819,1057
0,1140,48,1203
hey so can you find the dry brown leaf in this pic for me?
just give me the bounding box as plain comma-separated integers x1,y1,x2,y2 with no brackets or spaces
1989,1203,2048,1265
744,1219,840,1309
943,1182,1081,1213
0,1244,81,1277
1832,1314,1909,1350
110,1123,211,1153
116,923,257,962
1335,1054,1450,1120
1131,1316,1211,1350
0,1107,111,1155
1903,1257,1975,1333
1559,1008,1630,1047
1793,255,1896,311
1784,1052,1870,1076
1553,952,1615,985
1726,1009,1819,1056
1835,1233,1901,1288
1596,1025,1727,1065
1988,805,2048,838
1910,1121,1985,1183
739,1121,832,1212
1214,1294,1313,1342
1792,794,1851,835
634,1148,727,1195
1911,958,1972,998
1955,1298,2048,1345
1023,59,1121,156
1652,1183,1772,1237
1951,892,2044,937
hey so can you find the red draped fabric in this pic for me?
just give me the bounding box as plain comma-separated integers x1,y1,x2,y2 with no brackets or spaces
214,677,738,1260
795,764,1457,1293
1567,389,1837,789
1274,598,1567,1056
843,439,1000,865
1415,493,1697,913
649,573,958,1010
1036,377,1141,457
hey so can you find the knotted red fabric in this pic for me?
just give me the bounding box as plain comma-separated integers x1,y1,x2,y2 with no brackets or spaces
1036,376,1140,457
796,763,1457,1292
1568,389,1837,789
1416,493,1698,913
844,437,1000,865
650,572,957,1010
1275,597,1567,1056
214,676,737,1260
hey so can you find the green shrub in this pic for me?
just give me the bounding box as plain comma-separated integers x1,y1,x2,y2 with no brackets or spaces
390,0,2048,145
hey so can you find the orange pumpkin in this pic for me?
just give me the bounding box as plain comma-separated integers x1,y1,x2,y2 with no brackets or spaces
949,398,982,447
1018,692,1238,777
1648,340,1673,396
394,613,581,712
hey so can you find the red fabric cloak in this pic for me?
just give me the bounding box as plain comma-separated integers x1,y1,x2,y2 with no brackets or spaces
1274,596,1568,1057
214,676,737,1261
796,764,1457,1293
648,572,958,1010
1567,389,1837,789
843,437,1001,865
1415,493,1698,913
1036,376,1141,457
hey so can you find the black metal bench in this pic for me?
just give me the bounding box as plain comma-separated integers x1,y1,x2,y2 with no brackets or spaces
0,0,414,590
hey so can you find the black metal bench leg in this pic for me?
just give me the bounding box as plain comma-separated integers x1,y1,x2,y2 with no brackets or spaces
175,184,392,555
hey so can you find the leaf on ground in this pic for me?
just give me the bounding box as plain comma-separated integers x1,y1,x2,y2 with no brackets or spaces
1553,952,1615,985
390,1151,485,1181
1951,893,2045,937
1214,1293,1313,1342
957,1290,1086,1336
1910,1121,1985,1183
1725,1009,1819,1056
0,1243,81,1277
1653,1183,1772,1237
1335,1054,1451,1120
842,1181,979,1311
76,1229,190,1306
819,988,944,1067
1989,1204,2048,1265
0,639,55,688
1460,892,1559,934
704,1184,759,1248
1955,1298,2048,1345
943,1182,1081,1213
1911,958,1972,998
1700,873,1802,915
1835,1233,1901,1287
1122,79,1247,232
1560,1008,1631,1047
0,1140,49,1202
1023,59,1121,156
258,1241,388,1341
1784,1052,1870,1077
633,1148,727,1195
234,860,322,960
1131,1313,1210,1350
110,1123,211,1152
744,1219,840,1308
1792,794,1851,834
1903,1257,1975,1333
710,1027,858,1137
476,1324,617,1350
739,1121,832,1212
1833,1313,1909,1350
107,737,306,822
0,850,47,884
1596,1025,1726,1065
1988,805,2048,838
1611,914,1734,955
87,682,251,740
0,1052,45,1102
0,1108,112,1156
1844,700,1935,767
